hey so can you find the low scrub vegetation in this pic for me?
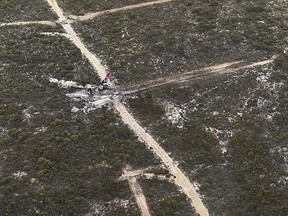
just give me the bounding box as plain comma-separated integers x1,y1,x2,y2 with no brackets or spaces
127,62,288,215
0,0,57,22
0,25,159,215
1,0,288,215
139,178,197,216
73,0,288,84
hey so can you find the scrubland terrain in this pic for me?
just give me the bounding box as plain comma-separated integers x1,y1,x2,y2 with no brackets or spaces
1,0,288,215
0,24,162,215
1,0,57,22
57,0,156,15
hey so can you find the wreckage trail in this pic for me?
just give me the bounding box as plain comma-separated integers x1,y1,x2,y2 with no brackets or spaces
46,0,209,215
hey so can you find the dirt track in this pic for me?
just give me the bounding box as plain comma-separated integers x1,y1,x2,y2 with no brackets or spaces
46,0,209,215
69,0,173,21
121,167,151,216
46,0,108,81
121,59,274,94
5,1,273,214
2,0,281,215
129,177,151,216
114,99,209,216
0,20,56,27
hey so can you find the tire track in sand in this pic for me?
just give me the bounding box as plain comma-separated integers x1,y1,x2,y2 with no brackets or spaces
46,0,208,215
0,20,56,27
114,99,209,216
46,0,107,80
120,59,274,94
69,0,173,21
120,167,152,216
129,177,151,216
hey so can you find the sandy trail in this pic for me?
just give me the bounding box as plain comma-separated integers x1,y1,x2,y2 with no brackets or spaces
40,32,68,37
203,61,243,72
120,167,152,216
0,20,56,27
119,165,160,179
128,177,151,216
46,0,107,80
46,0,208,215
69,0,173,21
121,59,274,94
238,59,273,69
114,99,209,216
120,166,150,179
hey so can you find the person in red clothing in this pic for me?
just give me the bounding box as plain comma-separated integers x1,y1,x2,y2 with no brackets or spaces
99,71,111,90
104,71,111,81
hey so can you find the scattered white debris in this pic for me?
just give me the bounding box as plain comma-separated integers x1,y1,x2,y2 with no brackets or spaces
240,66,285,116
12,171,27,179
227,117,234,122
0,20,56,27
257,96,272,109
49,77,83,89
49,78,116,112
0,127,8,137
85,84,98,89
271,146,288,165
66,89,89,100
256,70,271,86
22,108,32,124
83,96,114,113
256,69,284,92
86,199,131,216
67,89,114,112
34,127,48,134
278,176,288,186
219,141,228,154
193,181,201,191
205,127,234,154
40,32,69,38
71,106,79,112
165,102,186,128
143,173,154,179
